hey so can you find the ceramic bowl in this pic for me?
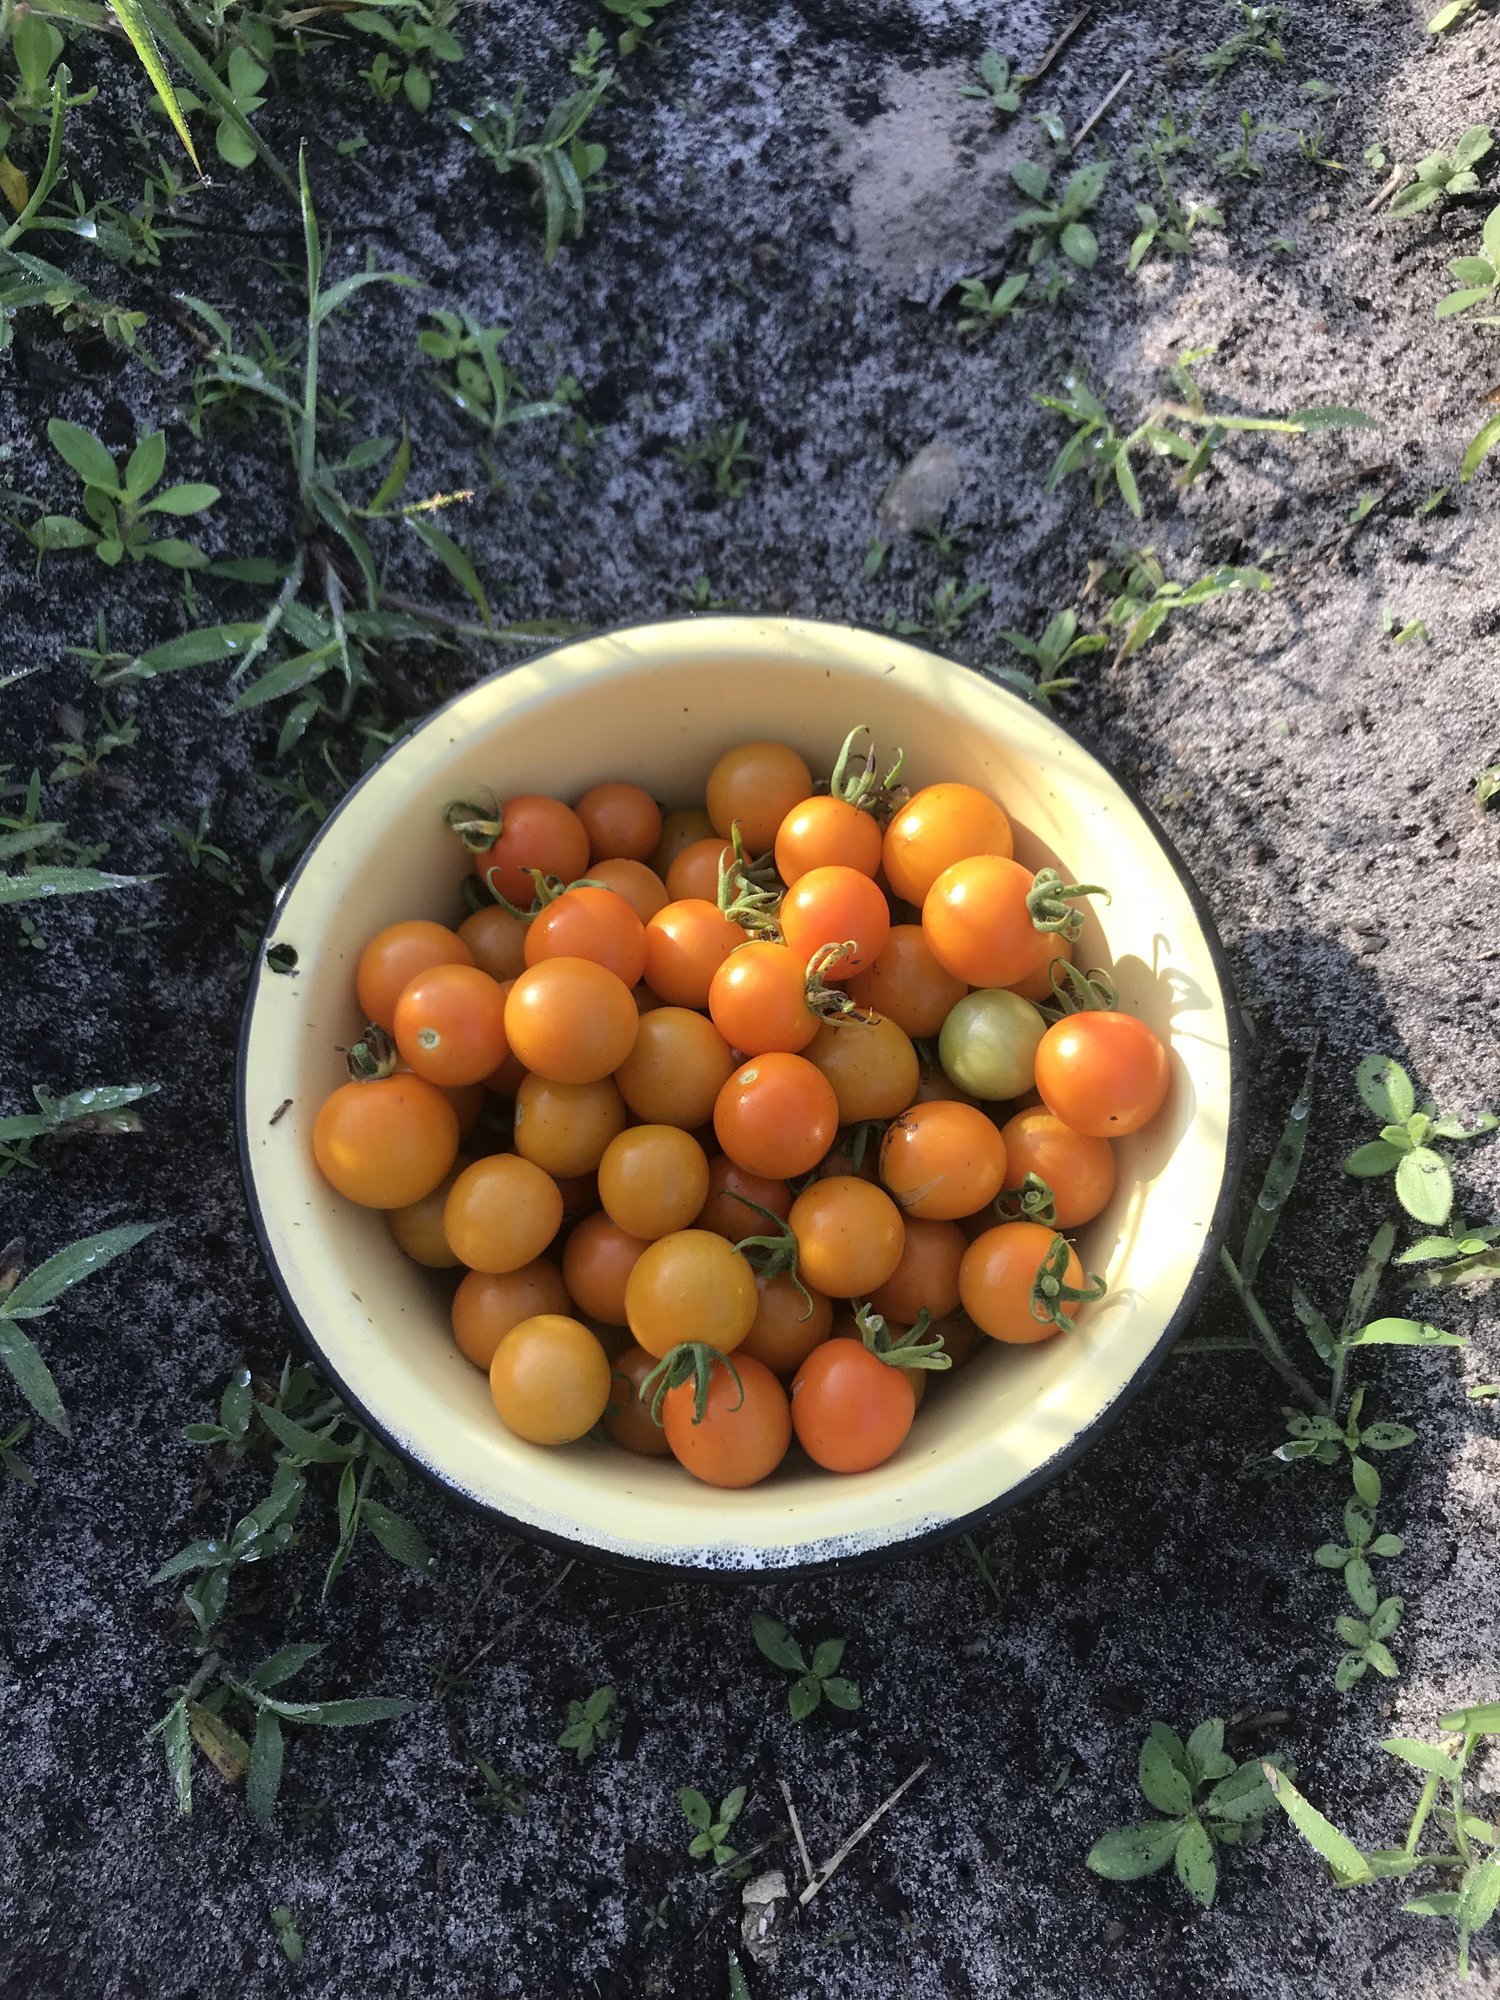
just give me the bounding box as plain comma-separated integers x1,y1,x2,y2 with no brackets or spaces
238,616,1243,1573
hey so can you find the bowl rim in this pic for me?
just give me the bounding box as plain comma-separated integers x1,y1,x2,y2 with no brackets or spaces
236,613,1247,1578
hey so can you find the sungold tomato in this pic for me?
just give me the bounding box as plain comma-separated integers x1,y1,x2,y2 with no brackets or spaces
879,1101,1008,1220
960,1220,1085,1344
452,1259,570,1369
489,1313,612,1444
661,1351,791,1487
790,1341,915,1473
624,1229,758,1358
778,866,890,979
998,1107,1117,1228
788,1176,906,1298
444,1154,563,1272
706,740,814,854
386,1159,469,1267
597,1125,711,1241
313,1075,459,1208
513,1073,628,1177
574,780,662,864
1034,1013,1170,1138
804,1011,920,1124
524,885,647,987
665,836,732,905
356,920,473,1031
457,904,529,983
393,963,510,1087
561,1211,648,1325
652,805,717,879
504,958,638,1084
713,1053,840,1179
643,900,744,1008
883,782,1014,906
604,1344,673,1457
867,1215,966,1323
587,857,670,924
695,1155,793,1241
845,925,967,1039
708,940,820,1056
738,1272,833,1375
774,796,883,884
613,1007,737,1127
922,855,1041,989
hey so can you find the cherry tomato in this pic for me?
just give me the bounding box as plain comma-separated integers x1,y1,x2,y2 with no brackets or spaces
713,1053,840,1179
665,836,733,905
598,1125,711,1240
652,805,717,879
828,1315,932,1407
788,1176,906,1298
587,857,669,924
457,904,529,983
386,1160,468,1267
867,1215,966,1323
643,900,744,1008
313,1075,459,1208
779,866,890,979
708,940,820,1055
845,925,967,1039
444,1154,564,1272
814,1131,879,1182
452,1259,570,1368
1034,1012,1170,1138
930,1310,983,1368
921,855,1046,989
513,1074,628,1177
555,1171,602,1228
661,1351,791,1487
706,740,813,854
960,1221,1086,1343
624,1229,758,1358
804,1011,920,1124
393,963,510,1087
910,1060,978,1107
614,1006,737,1127
937,988,1046,1101
696,1155,793,1241
504,958,638,1084
604,1344,673,1456
883,782,1014,906
472,795,590,907
790,1341,915,1472
1009,930,1073,1004
879,1101,1008,1220
560,1214,645,1326
998,1107,1117,1228
524,884,647,987
489,1313,612,1444
739,1271,833,1375
775,796,882,884
574,780,662,864
356,920,473,1031
442,1082,488,1140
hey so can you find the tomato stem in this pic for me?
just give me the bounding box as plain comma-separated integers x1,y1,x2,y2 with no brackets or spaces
995,1171,1059,1227
1030,1232,1107,1329
1026,867,1111,941
851,1302,952,1372
639,1343,745,1426
1035,960,1119,1019
828,725,908,820
731,1206,816,1318
804,942,864,1019
342,1023,398,1081
717,824,782,936
444,793,503,852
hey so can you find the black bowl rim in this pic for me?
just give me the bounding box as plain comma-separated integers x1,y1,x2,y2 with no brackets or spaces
236,614,1247,1580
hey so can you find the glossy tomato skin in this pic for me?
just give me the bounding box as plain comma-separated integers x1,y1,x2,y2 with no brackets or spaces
474,795,590,907
457,905,529,983
708,941,820,1056
357,921,473,1031
444,1154,564,1272
937,989,1045,1102
998,1107,1117,1228
804,1011,920,1123
713,1053,840,1179
846,925,966,1039
604,1344,673,1456
959,1220,1085,1343
665,836,733,905
774,796,883,884
695,1156,793,1240
451,1259,570,1368
513,1074,628,1178
739,1271,833,1375
706,741,814,854
524,885,647,988
779,866,891,979
575,781,662,864
643,900,744,1008
922,855,1039,989
561,1212,648,1325
790,1341,916,1472
788,1176,906,1298
883,782,1014,906
614,1006,736,1126
662,1352,791,1487
504,958,639,1084
489,1313,612,1444
624,1229,758,1358
1034,1013,1170,1138
597,1125,711,1240
878,1101,1008,1220
867,1215,966,1323
313,1075,459,1208
393,963,510,1087
587,858,670,924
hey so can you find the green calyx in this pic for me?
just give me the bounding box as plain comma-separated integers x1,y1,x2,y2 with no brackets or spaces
444,791,503,853
828,724,907,820
804,942,865,1019
996,1170,1059,1227
717,822,782,935
850,1303,952,1373
343,1023,397,1082
1031,1232,1107,1329
732,1206,815,1318
1027,865,1111,940
639,1342,745,1426
1036,959,1119,1018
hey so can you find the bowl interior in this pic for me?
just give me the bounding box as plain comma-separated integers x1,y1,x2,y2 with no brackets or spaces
240,618,1236,1570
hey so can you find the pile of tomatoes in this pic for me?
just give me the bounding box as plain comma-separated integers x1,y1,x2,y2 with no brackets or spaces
310,730,1169,1490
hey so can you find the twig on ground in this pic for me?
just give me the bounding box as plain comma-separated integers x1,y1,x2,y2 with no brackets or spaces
1021,8,1092,87
458,1558,576,1677
1073,70,1132,150
779,1778,814,1887
798,1759,932,1908
707,1824,789,1882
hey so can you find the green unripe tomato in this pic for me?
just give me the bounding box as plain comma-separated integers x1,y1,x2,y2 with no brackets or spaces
938,989,1046,1101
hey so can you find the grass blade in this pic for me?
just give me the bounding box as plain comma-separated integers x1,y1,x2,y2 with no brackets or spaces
131,0,293,192
1263,1765,1372,1884
0,1313,70,1433
1241,1040,1318,1286
102,0,200,174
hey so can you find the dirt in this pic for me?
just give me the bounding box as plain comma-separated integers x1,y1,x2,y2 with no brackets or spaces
2,1,1499,1996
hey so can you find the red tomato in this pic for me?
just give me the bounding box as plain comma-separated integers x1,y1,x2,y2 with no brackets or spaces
998,1107,1117,1227
313,1075,459,1208
883,782,1014,905
775,796,883,884
472,795,590,906
357,920,473,1030
393,963,510,1086
574,781,662,863
504,958,638,1084
959,1220,1088,1343
845,925,967,1039
706,741,813,854
643,900,744,1009
790,1340,916,1472
921,855,1039,988
708,940,820,1055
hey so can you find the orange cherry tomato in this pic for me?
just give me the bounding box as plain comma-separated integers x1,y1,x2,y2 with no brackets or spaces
788,1176,906,1298
444,1154,563,1272
313,1075,459,1209
555,1171,602,1228
879,1101,1008,1220
452,1259,570,1368
561,1212,649,1325
587,857,670,924
696,1155,793,1240
574,780,662,864
489,1313,612,1444
883,782,1014,906
524,884,647,988
472,795,590,906
661,1351,791,1487
960,1221,1086,1343
779,866,890,979
457,904,529,983
614,1006,737,1127
665,836,733,905
652,805,717,879
713,1053,840,1179
790,1340,915,1472
604,1344,673,1456
706,740,813,854
386,1160,468,1267
931,1311,983,1368
597,1125,711,1240
846,925,967,1039
624,1229,758,1358
513,1074,628,1178
504,958,638,1084
1009,930,1073,1004
922,855,1041,989
356,920,473,1031
739,1271,833,1375
804,1012,920,1124
1034,1013,1170,1138
867,1215,966,1323
708,941,820,1056
998,1107,1117,1227
642,900,744,1008
393,963,510,1087
774,796,882,884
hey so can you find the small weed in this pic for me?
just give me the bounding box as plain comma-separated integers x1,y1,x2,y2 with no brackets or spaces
1198,3,1289,80
166,46,269,168
1436,206,1500,324
954,270,1027,337
1100,548,1276,662
751,1613,861,1720
558,1685,617,1763
49,702,139,783
473,1755,527,1813
348,0,463,115
602,0,681,56
418,309,578,441
1008,157,1109,273
270,1905,303,1965
639,1895,671,1938
1344,1054,1497,1227
0,1081,156,1176
159,809,244,891
453,68,613,265
0,1223,155,1434
671,419,759,498
678,1783,745,1864
1380,608,1429,647
960,52,1022,117
25,420,218,569
1390,126,1492,215
992,609,1105,707
1215,110,1269,180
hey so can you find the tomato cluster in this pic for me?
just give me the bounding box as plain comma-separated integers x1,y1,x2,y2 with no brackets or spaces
310,731,1170,1492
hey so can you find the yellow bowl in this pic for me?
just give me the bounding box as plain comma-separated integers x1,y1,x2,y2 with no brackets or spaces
238,617,1244,1572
